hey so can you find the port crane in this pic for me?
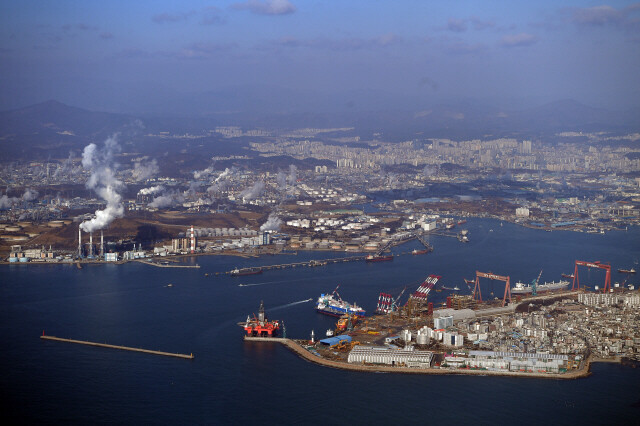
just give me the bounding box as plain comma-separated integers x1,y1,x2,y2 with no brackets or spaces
473,271,512,307
572,260,611,293
391,287,407,312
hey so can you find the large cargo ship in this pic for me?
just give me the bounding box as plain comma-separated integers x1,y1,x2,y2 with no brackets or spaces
316,285,366,317
230,267,263,277
365,254,393,262
512,280,569,294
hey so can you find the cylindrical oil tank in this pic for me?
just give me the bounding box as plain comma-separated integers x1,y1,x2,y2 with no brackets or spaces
416,333,429,345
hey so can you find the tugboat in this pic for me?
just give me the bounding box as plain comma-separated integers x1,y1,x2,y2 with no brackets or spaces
242,301,280,337
618,268,636,274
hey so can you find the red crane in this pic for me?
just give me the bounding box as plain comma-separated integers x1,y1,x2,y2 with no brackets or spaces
473,271,511,307
572,261,611,293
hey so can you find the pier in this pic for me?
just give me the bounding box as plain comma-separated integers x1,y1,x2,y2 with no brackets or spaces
221,255,367,275
136,259,200,269
40,334,194,359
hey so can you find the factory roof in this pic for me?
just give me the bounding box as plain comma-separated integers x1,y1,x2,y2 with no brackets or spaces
319,335,352,346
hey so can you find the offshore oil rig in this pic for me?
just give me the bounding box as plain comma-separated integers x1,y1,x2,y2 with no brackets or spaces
242,301,281,337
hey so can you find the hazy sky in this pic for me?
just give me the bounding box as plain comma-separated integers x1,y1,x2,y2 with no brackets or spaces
1,0,639,113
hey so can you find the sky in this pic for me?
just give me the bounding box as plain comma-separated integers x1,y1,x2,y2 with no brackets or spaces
1,0,639,114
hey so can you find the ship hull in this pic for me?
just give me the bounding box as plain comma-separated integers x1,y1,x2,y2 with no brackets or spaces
512,282,569,294
366,255,393,262
316,307,366,317
231,268,263,276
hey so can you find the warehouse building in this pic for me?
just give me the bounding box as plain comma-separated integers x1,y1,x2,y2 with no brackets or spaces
347,346,433,368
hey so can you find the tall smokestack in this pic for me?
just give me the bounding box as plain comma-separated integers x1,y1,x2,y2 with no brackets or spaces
100,230,104,258
190,225,195,254
89,232,93,257
78,227,82,258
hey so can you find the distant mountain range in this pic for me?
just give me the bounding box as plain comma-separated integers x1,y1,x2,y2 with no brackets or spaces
0,99,637,160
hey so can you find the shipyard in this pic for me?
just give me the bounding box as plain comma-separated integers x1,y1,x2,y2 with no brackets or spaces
241,256,640,379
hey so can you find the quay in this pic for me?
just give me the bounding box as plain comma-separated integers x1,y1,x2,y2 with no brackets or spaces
222,255,367,275
135,259,200,269
243,336,589,379
41,334,194,359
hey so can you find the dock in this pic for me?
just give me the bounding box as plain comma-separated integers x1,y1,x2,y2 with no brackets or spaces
221,255,367,275
40,335,194,359
136,260,200,269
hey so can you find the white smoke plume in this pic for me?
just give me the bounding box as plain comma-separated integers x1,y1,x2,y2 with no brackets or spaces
260,213,283,232
138,185,165,196
207,182,224,195
288,165,297,185
193,166,214,180
184,181,205,197
0,194,18,209
208,167,237,194
423,165,437,177
21,189,39,201
80,135,125,233
240,181,265,200
149,191,184,209
214,167,237,182
276,171,287,191
132,159,159,181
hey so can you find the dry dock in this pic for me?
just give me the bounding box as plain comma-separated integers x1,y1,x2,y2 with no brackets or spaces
41,335,194,359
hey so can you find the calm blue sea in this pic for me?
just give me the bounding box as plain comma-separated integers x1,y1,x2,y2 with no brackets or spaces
1,219,639,425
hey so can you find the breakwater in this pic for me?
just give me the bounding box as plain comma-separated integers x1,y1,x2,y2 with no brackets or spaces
41,335,194,359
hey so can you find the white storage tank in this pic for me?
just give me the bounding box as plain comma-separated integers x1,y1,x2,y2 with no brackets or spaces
416,333,430,345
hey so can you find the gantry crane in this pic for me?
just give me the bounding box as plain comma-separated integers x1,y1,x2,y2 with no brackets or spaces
572,260,611,293
473,271,511,307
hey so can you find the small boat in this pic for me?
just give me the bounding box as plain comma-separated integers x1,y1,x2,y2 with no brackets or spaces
561,273,574,279
457,220,467,225
464,278,475,284
618,268,636,274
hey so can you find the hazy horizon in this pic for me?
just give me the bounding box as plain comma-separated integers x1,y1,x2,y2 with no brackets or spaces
2,1,640,115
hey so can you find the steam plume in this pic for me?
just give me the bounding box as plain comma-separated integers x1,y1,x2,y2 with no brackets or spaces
240,181,265,200
132,159,159,181
149,191,184,208
288,165,297,185
138,185,165,196
80,135,125,233
260,213,283,232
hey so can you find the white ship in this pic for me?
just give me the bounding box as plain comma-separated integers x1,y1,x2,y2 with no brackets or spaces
512,280,569,294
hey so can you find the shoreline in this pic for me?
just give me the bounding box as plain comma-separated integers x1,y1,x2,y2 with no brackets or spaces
245,336,596,380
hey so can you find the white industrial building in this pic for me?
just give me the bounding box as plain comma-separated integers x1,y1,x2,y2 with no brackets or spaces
467,351,568,373
348,346,433,368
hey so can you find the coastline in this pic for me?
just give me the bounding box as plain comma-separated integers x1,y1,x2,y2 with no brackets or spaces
245,336,595,380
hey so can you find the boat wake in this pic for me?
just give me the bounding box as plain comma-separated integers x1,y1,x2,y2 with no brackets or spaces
270,298,313,311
